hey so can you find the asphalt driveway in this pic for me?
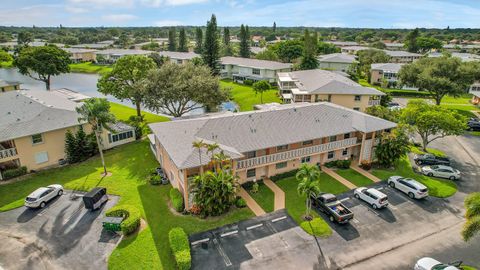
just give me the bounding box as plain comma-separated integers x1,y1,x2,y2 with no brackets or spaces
0,191,121,270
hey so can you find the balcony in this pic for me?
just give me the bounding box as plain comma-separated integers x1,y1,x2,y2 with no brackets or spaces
236,137,359,170
368,99,381,106
0,148,17,160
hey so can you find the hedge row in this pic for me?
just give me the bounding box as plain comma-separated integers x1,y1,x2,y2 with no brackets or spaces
324,159,351,169
2,166,27,180
170,188,184,212
270,169,299,182
385,89,431,98
105,205,141,235
169,227,191,270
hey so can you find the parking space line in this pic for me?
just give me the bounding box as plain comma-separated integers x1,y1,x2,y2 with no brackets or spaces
213,238,232,267
220,230,238,237
271,216,287,223
339,197,350,202
352,218,360,224
191,238,210,245
246,223,263,230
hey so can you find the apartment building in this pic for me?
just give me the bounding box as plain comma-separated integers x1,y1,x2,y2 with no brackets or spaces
384,50,422,63
149,102,396,209
370,63,404,87
277,69,384,111
318,53,357,72
384,43,404,51
0,90,134,179
0,80,21,93
63,48,98,63
341,46,370,54
220,57,293,84
95,49,154,64
470,82,480,105
157,51,200,64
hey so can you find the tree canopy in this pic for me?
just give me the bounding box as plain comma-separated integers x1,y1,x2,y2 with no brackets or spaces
252,80,271,104
357,49,390,79
416,36,443,53
375,125,410,167
168,27,176,51
202,14,220,75
194,27,203,54
239,24,250,58
178,28,188,52
299,29,319,70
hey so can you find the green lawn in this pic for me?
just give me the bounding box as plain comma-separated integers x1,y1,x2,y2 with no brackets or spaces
220,80,281,111
0,141,254,270
0,61,13,68
245,182,275,213
409,145,446,157
468,131,480,137
371,155,457,198
335,168,374,187
69,62,112,75
109,102,170,124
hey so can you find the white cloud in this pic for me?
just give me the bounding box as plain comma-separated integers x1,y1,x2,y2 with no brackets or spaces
142,0,208,7
154,20,183,26
102,14,138,23
68,0,135,8
65,6,89,14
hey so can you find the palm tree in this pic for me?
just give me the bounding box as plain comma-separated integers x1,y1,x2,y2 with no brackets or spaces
213,151,231,172
76,98,116,176
205,142,220,171
462,192,480,241
296,164,321,218
192,140,205,174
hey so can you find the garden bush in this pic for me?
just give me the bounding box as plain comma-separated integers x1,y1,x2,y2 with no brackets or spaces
243,79,253,86
149,174,161,185
105,205,141,235
170,188,184,212
270,169,299,182
235,197,247,208
324,161,337,168
324,160,351,169
2,166,27,180
168,227,191,270
386,89,431,98
360,160,372,170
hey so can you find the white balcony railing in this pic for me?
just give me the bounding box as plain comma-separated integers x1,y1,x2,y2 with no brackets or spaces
236,138,358,170
0,148,18,160
368,99,381,106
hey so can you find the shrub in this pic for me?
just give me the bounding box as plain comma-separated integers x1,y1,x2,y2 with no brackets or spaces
170,188,184,212
336,159,351,169
149,174,162,185
2,166,27,180
251,182,259,193
324,161,337,168
270,169,299,182
65,129,98,164
189,204,201,215
386,89,431,98
360,160,372,170
243,79,253,86
235,197,247,208
105,205,141,235
168,227,191,270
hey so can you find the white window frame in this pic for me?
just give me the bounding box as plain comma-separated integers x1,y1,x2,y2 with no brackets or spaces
31,134,43,145
35,151,49,164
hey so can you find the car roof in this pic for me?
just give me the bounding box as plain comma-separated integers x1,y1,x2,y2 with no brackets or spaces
433,165,453,170
404,178,428,189
366,188,387,198
28,187,50,198
319,193,336,200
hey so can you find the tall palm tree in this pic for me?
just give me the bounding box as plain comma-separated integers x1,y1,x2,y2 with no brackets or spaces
462,192,480,241
296,164,321,218
205,142,220,171
213,151,231,172
192,140,205,174
76,98,116,176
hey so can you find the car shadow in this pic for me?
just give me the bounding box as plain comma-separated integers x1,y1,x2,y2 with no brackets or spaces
312,208,360,241
353,199,397,224
17,195,63,223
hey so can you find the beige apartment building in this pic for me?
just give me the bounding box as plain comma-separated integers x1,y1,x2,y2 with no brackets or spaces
63,48,98,62
0,90,134,179
149,102,396,209
0,80,21,93
220,57,293,84
277,69,384,112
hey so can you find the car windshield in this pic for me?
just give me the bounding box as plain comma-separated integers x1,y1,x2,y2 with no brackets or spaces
432,264,450,270
431,165,439,169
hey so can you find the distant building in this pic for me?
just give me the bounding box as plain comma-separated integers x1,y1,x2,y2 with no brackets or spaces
0,80,21,93
341,46,370,54
384,43,404,51
428,52,480,62
71,43,112,50
95,49,154,64
326,41,359,47
277,69,384,111
220,57,293,84
63,48,97,63
157,51,200,64
383,50,422,63
370,63,403,87
318,53,357,72
250,47,266,55
443,44,480,53
470,82,480,106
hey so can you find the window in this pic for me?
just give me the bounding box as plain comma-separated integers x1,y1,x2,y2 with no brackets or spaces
276,161,288,169
32,134,43,144
327,151,334,159
176,59,183,64
329,136,337,142
247,169,256,178
252,68,260,75
354,95,361,101
301,156,311,163
353,107,360,111
276,144,289,151
35,151,49,164
221,64,226,69
246,151,256,158
302,140,313,146
342,148,348,156
109,131,134,143
344,133,350,139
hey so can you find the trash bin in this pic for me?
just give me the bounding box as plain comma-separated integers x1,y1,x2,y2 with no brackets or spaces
102,216,124,232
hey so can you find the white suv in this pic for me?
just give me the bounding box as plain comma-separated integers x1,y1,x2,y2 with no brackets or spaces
421,165,461,180
414,257,461,270
354,187,388,209
387,176,428,199
25,184,64,208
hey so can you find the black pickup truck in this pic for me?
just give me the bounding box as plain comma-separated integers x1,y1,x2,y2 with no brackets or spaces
310,193,354,224
414,153,450,166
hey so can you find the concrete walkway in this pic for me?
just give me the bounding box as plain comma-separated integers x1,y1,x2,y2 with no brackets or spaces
350,164,382,183
471,110,480,118
238,187,266,216
263,179,285,210
321,166,357,189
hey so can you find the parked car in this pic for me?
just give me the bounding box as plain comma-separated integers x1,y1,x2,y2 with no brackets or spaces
387,102,402,110
25,184,64,208
414,257,462,270
310,193,354,224
414,153,450,166
421,165,461,180
353,187,388,209
467,118,480,131
387,176,428,199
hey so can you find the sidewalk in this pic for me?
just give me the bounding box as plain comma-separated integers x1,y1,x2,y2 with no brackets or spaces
238,187,266,216
263,179,285,210
321,166,357,189
350,164,381,183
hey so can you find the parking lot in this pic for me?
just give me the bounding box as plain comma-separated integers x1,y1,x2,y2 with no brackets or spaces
314,181,466,269
190,210,327,270
0,191,121,270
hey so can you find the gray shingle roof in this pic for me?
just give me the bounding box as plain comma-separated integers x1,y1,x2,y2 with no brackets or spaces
221,57,292,70
149,102,396,169
278,69,385,96
0,90,82,142
0,80,20,88
383,50,422,57
371,63,404,73
158,51,200,60
318,53,356,64
96,49,154,56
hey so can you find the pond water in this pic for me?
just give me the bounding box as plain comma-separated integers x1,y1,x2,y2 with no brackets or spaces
0,68,238,116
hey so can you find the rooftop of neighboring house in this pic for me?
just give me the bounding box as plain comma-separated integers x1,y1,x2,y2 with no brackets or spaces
110,121,135,133
96,49,154,56
63,48,98,54
341,46,370,52
250,47,266,54
149,102,396,169
220,57,292,70
0,80,21,88
0,41,65,48
49,88,91,102
318,53,356,64
383,50,422,57
384,42,404,48
371,63,404,73
0,90,82,142
428,52,480,62
326,41,359,47
158,51,200,60
71,43,111,49
443,44,480,49
277,69,385,96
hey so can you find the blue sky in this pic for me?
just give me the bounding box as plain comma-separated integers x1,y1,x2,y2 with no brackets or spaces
1,0,480,28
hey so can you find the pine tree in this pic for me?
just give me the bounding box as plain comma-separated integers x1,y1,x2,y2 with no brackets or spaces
300,29,319,70
223,27,232,56
178,28,188,52
168,27,176,51
273,22,276,33
239,24,250,58
194,27,203,54
202,14,220,75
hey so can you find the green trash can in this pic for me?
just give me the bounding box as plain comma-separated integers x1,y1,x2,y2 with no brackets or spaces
102,216,124,232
